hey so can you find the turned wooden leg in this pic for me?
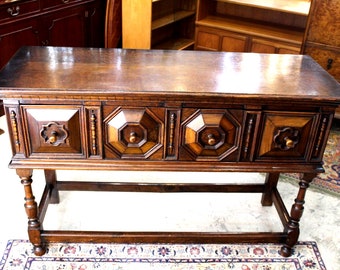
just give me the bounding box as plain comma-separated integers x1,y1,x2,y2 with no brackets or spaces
17,169,46,256
261,172,279,206
280,172,315,257
44,169,60,204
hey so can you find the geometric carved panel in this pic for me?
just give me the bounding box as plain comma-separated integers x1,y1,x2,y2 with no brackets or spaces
24,107,83,155
181,110,241,161
257,112,317,160
104,108,163,159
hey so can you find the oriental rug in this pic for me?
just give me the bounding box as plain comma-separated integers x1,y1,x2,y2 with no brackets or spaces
0,240,326,270
281,127,340,197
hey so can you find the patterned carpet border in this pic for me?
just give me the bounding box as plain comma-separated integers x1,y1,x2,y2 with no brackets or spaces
281,128,340,197
0,240,326,270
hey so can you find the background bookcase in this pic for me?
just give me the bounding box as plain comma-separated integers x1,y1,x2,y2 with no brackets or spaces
122,0,197,50
195,0,312,54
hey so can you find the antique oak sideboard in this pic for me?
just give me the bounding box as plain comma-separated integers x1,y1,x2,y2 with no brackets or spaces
0,46,339,257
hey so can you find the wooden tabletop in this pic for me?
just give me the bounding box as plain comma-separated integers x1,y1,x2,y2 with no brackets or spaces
0,46,339,104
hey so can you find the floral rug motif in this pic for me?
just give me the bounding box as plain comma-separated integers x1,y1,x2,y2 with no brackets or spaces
281,128,340,197
0,240,326,269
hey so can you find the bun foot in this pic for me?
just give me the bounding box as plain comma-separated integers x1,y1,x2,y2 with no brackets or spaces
33,245,46,256
280,245,292,257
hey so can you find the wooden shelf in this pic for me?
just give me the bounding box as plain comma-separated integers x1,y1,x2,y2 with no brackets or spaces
197,15,305,44
215,0,311,15
152,10,195,30
153,37,195,50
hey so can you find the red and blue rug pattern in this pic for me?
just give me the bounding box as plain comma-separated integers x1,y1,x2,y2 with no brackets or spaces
0,240,326,269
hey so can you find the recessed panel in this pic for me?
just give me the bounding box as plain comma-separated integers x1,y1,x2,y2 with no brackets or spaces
23,106,83,156
256,112,318,160
181,110,241,161
104,108,164,159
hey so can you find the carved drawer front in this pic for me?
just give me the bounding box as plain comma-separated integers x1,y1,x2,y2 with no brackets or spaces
104,107,164,159
180,109,242,161
256,112,318,161
23,106,84,157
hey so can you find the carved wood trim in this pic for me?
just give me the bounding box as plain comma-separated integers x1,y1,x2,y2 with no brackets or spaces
165,109,180,160
10,110,20,153
90,112,97,155
167,113,176,155
243,114,255,160
313,116,328,157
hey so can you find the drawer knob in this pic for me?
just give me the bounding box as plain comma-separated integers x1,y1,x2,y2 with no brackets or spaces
49,131,58,144
40,122,68,146
7,6,20,17
129,132,137,143
285,138,295,149
207,134,216,145
274,127,299,150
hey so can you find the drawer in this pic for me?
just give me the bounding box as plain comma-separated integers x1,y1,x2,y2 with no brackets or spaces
103,107,164,159
41,0,83,10
180,109,242,161
256,112,319,161
22,106,85,157
0,0,40,22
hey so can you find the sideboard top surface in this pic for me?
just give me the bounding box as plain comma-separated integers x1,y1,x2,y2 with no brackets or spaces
0,46,339,104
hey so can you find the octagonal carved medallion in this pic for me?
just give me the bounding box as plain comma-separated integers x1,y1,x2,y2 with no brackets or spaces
182,110,241,161
104,108,163,159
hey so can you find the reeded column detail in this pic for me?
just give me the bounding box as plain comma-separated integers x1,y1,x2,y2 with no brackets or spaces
10,110,20,152
243,115,254,159
313,117,328,156
90,112,97,155
167,113,176,155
